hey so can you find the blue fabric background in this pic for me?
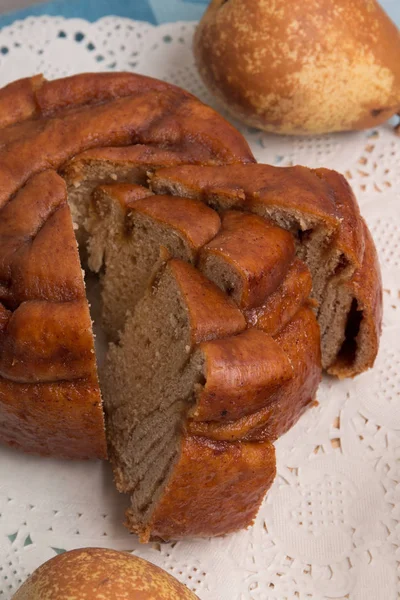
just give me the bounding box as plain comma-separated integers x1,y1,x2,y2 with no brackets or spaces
0,0,399,28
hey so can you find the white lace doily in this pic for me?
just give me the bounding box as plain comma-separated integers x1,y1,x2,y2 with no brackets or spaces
0,16,399,600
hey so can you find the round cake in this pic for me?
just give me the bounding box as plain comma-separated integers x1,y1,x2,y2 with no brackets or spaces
0,72,382,541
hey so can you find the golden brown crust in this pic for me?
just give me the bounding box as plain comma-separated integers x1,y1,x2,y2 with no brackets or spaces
193,328,293,422
131,195,221,253
0,75,43,129
6,203,85,306
151,163,339,227
0,171,68,294
95,183,154,209
0,377,105,459
169,259,246,345
0,169,105,458
199,210,295,309
13,547,198,599
194,0,400,134
187,405,275,442
66,144,197,169
129,435,276,541
313,168,364,269
0,173,84,304
0,300,97,383
261,306,322,439
36,71,178,116
187,305,320,443
245,258,314,336
0,93,181,205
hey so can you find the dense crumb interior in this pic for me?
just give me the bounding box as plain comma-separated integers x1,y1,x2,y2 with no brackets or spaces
102,265,204,526
87,191,196,339
200,253,242,303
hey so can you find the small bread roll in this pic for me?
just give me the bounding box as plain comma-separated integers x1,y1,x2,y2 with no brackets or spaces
194,0,400,134
12,548,198,599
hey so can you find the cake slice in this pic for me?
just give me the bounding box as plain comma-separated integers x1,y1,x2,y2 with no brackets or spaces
87,184,221,338
103,259,277,540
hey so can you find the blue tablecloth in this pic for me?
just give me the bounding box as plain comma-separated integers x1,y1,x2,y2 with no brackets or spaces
0,0,399,28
